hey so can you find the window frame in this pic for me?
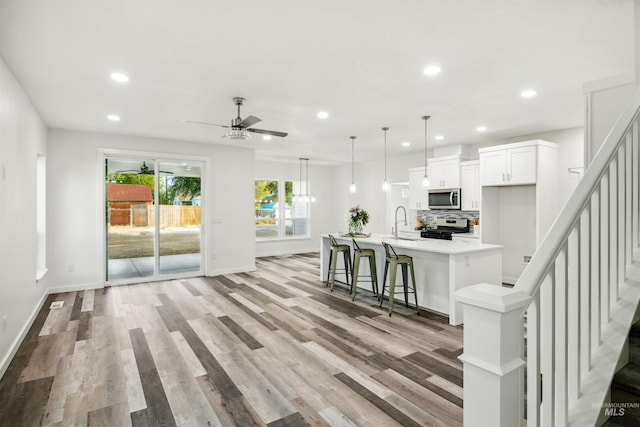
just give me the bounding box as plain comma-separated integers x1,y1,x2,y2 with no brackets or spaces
255,179,310,241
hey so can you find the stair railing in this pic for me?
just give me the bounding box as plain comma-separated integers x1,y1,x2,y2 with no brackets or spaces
456,86,640,427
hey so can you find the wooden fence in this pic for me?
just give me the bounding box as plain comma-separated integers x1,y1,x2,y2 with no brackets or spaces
109,205,200,227
151,205,201,227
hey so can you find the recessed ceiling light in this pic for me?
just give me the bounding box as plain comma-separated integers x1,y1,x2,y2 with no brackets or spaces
110,72,129,83
435,135,444,140
107,114,120,122
317,111,329,119
423,65,441,76
262,135,272,140
521,89,537,98
476,126,487,132
401,141,411,147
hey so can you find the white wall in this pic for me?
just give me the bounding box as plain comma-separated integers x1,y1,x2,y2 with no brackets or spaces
0,56,48,377
254,159,336,256
45,129,256,291
332,152,425,235
636,0,640,86
584,78,636,165
471,127,584,208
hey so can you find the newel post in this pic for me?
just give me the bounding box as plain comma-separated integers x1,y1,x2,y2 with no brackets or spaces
455,283,531,427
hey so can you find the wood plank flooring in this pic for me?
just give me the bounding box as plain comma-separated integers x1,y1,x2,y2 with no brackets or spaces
0,253,464,426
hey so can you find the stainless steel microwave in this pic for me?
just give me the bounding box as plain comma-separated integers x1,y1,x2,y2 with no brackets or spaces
428,188,461,210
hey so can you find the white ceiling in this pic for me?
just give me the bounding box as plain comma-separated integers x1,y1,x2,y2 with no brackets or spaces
0,1,635,165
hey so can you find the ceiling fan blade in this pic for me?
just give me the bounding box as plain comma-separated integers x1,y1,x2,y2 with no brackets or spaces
247,128,288,138
115,170,140,174
236,115,261,128
183,119,229,128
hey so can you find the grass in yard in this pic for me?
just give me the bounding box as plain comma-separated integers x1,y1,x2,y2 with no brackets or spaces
107,226,200,259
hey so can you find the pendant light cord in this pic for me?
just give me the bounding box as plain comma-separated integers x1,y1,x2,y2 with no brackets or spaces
350,136,356,184
299,158,302,197
382,127,389,181
422,116,430,176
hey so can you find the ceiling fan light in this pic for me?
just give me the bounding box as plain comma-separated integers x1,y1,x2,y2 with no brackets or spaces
225,128,251,140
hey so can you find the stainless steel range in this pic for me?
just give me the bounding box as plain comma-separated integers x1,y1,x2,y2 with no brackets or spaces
420,218,470,240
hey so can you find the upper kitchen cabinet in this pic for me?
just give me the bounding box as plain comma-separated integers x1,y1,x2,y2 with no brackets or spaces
479,140,559,285
460,160,480,210
408,167,429,210
479,140,557,186
428,155,464,189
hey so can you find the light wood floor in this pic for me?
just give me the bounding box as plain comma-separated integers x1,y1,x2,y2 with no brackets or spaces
0,253,464,426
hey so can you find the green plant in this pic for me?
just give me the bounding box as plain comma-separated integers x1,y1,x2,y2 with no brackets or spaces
348,205,369,226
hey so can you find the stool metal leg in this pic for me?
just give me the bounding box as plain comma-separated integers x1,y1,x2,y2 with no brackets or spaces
369,254,379,296
343,250,352,287
326,249,333,286
409,260,419,313
387,260,398,316
329,248,339,291
380,260,389,307
402,263,409,307
351,252,361,300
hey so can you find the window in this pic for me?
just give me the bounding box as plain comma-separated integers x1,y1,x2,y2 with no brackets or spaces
255,180,310,240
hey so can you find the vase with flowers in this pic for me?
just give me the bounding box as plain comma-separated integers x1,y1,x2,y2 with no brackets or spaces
348,205,369,236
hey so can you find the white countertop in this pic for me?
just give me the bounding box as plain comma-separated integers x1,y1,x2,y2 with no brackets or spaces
325,233,502,255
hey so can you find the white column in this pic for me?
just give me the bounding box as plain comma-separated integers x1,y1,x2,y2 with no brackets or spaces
455,283,531,427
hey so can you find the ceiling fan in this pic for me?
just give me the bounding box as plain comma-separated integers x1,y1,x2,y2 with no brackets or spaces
183,97,288,140
115,162,173,175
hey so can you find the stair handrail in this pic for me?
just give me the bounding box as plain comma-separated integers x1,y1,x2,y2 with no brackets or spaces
514,86,640,298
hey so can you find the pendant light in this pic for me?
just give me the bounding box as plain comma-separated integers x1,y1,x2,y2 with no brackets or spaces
382,127,390,191
422,115,431,187
349,136,357,193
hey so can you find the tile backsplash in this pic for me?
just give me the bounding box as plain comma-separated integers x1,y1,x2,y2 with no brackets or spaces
415,210,480,232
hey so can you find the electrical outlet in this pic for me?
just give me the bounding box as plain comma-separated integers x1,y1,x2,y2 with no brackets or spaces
2,314,7,324
68,264,75,272
524,255,532,263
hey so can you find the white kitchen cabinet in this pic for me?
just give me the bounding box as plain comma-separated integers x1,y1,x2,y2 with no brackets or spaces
408,167,429,210
460,160,480,210
479,140,560,285
479,142,538,186
428,156,462,189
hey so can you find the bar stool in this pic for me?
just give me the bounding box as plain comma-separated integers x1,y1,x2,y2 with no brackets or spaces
380,242,420,316
350,239,379,301
327,234,352,291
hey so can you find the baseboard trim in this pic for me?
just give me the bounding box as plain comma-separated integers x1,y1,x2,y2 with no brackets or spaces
256,248,318,257
0,290,49,380
47,282,103,294
206,265,256,276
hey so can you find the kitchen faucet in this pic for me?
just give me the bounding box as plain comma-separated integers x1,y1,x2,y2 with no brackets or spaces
393,205,407,240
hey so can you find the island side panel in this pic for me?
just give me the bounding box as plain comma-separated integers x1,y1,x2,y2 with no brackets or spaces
448,248,503,324
402,250,451,317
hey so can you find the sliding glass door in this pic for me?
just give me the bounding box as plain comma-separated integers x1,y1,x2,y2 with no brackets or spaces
105,157,203,282
158,160,202,275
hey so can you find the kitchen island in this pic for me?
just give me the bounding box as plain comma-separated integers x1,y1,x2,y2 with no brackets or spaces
320,233,502,325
